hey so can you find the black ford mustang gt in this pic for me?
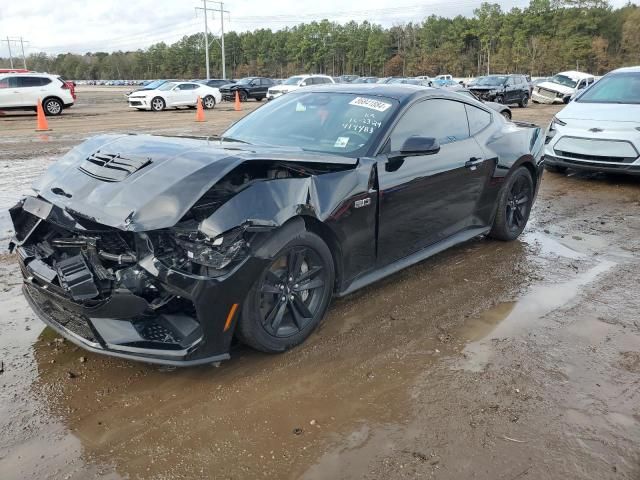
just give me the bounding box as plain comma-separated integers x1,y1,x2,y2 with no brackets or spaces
10,85,545,366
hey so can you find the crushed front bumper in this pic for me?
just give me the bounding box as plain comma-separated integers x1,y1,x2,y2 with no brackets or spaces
11,197,270,366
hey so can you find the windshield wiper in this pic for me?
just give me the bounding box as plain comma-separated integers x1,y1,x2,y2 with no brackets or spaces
220,136,251,144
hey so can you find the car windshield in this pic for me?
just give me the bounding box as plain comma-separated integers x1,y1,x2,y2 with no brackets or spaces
145,80,165,89
549,74,578,88
577,72,640,104
476,76,507,86
222,92,397,156
158,82,176,91
236,78,253,85
284,76,304,85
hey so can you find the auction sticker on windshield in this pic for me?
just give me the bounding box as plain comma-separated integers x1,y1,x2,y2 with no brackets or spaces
349,97,392,112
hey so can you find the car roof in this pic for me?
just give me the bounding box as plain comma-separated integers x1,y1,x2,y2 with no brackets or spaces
609,66,640,74
556,70,594,80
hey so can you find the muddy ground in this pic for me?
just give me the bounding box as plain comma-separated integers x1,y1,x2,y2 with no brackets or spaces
0,88,638,480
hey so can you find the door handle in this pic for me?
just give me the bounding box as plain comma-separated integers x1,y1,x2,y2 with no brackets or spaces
465,157,485,168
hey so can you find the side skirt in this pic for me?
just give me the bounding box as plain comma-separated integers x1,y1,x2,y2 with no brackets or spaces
337,226,490,297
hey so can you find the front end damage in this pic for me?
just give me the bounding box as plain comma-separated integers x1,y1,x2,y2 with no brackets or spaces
10,134,361,365
10,195,276,365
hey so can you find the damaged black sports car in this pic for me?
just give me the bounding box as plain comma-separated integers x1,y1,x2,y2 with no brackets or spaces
10,85,545,365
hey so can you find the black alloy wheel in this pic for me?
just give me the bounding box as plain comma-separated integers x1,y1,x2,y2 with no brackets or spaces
239,90,248,102
505,175,531,232
237,231,334,352
489,167,534,241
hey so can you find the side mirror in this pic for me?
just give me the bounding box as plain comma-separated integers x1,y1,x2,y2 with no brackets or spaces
398,136,440,156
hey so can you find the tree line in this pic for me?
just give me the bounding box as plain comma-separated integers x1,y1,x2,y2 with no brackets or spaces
2,0,639,80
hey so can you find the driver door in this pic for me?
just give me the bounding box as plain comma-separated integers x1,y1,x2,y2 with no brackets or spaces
376,99,492,266
170,83,195,106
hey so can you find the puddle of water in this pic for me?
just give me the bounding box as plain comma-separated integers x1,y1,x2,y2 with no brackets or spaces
523,231,584,260
459,260,616,372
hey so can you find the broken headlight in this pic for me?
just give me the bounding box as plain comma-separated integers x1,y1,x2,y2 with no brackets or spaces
545,116,566,144
172,223,248,270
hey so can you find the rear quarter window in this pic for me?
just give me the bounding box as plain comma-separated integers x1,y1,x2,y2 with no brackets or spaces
465,104,492,135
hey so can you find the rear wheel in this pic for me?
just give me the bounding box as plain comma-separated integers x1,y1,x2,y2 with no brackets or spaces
203,95,216,109
237,231,334,353
150,96,165,111
43,97,63,116
518,94,529,108
489,167,534,241
501,110,512,120
256,96,264,102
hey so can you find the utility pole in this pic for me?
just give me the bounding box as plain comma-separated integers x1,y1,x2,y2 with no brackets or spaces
2,37,30,69
196,1,229,79
6,37,14,69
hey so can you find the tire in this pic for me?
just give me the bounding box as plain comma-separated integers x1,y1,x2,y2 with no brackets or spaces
501,110,512,120
239,90,248,102
42,97,63,116
488,167,534,242
518,94,529,108
236,230,335,353
256,96,264,102
150,96,165,111
495,95,504,104
545,164,568,174
203,95,216,109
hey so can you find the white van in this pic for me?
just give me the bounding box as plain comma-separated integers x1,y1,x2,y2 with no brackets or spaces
531,71,595,104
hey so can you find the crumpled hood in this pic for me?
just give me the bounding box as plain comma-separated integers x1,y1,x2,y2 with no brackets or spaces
536,81,574,95
557,101,640,123
33,134,356,231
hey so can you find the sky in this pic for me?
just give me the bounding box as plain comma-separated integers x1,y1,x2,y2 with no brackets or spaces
0,0,629,56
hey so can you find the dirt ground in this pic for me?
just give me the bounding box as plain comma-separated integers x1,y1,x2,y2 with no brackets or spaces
0,87,638,480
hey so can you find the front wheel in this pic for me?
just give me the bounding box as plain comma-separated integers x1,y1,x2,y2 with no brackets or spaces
489,167,534,241
501,110,512,120
150,96,165,111
237,230,334,353
495,95,504,104
239,90,248,102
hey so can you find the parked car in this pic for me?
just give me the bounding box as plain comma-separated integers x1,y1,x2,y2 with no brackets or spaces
127,81,221,111
468,74,530,107
433,78,463,91
0,72,75,115
266,74,334,100
10,84,545,365
544,66,640,176
387,78,432,87
198,79,235,88
126,79,178,97
338,75,360,83
353,76,379,84
456,89,512,120
531,71,595,104
434,74,453,81
219,77,275,102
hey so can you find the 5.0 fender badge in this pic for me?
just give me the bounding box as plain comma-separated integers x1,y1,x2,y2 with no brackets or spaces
354,198,371,208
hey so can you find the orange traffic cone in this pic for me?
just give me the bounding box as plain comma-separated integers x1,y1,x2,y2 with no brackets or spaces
195,96,205,122
234,91,241,112
36,99,50,132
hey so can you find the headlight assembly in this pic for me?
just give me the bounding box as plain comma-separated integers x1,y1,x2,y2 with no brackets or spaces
173,225,248,270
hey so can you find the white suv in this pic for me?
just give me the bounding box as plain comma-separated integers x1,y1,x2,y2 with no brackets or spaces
0,73,75,115
267,74,334,100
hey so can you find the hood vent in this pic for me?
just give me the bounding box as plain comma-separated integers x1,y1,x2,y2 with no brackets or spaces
79,151,152,182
